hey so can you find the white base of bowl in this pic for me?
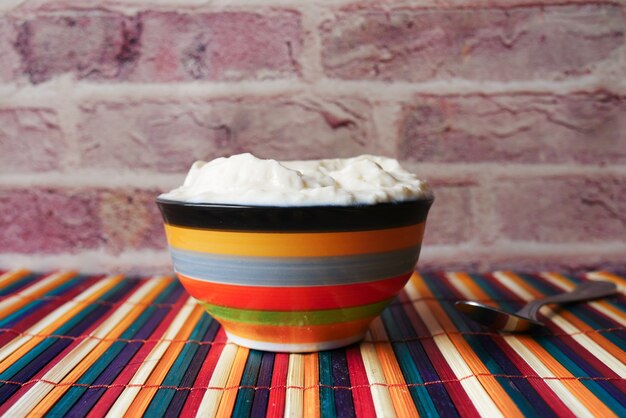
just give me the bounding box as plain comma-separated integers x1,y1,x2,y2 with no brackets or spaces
225,331,366,353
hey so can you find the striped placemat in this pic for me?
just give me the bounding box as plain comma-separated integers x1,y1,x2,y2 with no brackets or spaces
0,269,624,417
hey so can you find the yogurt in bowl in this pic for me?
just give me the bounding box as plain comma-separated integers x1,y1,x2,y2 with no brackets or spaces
157,153,434,352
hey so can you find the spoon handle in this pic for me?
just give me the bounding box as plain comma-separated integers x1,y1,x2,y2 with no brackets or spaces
516,280,617,320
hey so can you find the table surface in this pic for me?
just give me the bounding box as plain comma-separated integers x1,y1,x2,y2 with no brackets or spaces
0,269,624,417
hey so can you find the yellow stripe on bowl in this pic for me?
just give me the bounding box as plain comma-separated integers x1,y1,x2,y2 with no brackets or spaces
164,223,425,257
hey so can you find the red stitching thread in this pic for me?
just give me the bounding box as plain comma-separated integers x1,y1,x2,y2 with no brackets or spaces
0,329,229,346
2,283,622,312
1,327,623,345
9,285,606,309
1,374,623,392
0,293,194,309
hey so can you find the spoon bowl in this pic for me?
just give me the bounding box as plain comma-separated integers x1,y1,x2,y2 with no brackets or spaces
455,280,617,332
455,300,544,332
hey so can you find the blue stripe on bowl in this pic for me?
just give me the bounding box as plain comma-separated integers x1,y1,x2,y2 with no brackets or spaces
169,246,421,287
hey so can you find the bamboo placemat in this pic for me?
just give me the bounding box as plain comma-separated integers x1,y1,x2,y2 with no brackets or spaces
0,269,624,417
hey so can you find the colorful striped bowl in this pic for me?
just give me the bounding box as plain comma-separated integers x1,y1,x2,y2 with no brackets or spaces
156,197,433,352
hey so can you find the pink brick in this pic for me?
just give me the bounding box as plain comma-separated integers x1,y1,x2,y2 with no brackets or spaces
0,188,101,253
0,19,21,82
399,93,626,164
0,108,66,173
77,98,379,172
494,176,626,242
485,258,626,274
422,184,475,246
15,12,140,83
321,4,623,81
132,11,301,81
415,258,482,273
99,189,166,254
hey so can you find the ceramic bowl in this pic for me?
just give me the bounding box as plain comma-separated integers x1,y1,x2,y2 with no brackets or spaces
156,197,433,352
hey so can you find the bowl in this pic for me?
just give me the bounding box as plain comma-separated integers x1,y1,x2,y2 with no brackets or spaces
156,197,433,352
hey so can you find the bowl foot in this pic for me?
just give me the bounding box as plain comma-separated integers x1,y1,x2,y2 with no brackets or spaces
225,331,367,353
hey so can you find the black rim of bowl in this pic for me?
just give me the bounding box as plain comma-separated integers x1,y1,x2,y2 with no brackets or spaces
156,197,434,232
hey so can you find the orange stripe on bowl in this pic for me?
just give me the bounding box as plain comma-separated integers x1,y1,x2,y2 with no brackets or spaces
178,272,412,311
164,223,425,257
218,317,374,344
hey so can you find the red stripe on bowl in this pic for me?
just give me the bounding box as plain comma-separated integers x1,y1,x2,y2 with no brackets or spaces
177,272,413,311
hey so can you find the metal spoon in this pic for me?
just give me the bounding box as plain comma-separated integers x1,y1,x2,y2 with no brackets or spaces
454,280,617,332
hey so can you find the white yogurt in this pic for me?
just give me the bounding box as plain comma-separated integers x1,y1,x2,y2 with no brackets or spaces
160,153,433,206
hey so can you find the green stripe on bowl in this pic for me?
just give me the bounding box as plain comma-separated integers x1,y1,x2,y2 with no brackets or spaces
198,298,392,326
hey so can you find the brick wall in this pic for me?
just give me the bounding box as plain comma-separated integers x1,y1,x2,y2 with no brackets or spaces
1,0,625,274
